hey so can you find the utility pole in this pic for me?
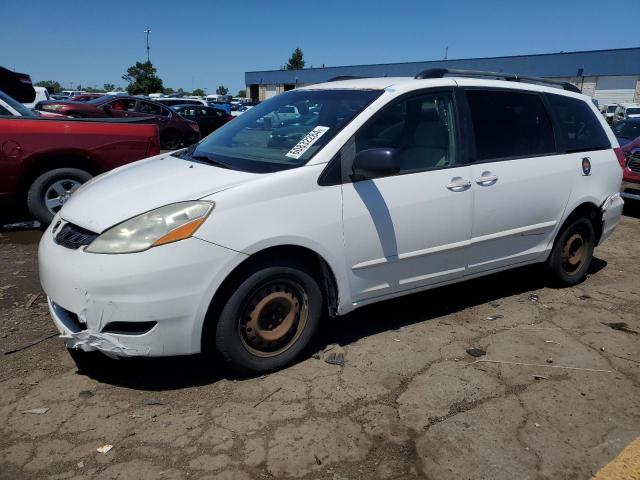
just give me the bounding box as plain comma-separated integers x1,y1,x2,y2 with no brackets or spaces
444,46,449,60
144,28,151,63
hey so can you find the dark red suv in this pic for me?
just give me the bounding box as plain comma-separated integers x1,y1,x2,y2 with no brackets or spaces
37,95,200,149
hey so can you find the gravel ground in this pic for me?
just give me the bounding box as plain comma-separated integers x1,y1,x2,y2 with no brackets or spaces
0,207,639,480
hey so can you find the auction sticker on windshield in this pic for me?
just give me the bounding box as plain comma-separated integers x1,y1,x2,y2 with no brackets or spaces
285,126,330,159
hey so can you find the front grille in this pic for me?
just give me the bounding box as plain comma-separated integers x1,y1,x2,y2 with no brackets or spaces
629,152,640,173
54,223,98,250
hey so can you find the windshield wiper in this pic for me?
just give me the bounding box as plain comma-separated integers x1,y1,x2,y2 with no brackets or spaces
189,153,232,169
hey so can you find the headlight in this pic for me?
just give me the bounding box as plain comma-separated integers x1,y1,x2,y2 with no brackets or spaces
85,201,213,254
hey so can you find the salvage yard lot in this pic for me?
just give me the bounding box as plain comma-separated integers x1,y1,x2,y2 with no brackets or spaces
1,208,639,480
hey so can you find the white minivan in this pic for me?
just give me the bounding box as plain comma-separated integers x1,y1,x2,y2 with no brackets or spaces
39,70,625,372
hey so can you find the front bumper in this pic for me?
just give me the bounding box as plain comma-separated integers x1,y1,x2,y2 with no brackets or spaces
39,226,245,357
621,180,640,201
600,192,625,244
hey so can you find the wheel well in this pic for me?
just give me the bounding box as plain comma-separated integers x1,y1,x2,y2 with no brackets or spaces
18,154,103,203
201,245,339,352
561,202,603,245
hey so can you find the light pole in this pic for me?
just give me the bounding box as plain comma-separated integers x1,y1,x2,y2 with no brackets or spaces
144,28,151,63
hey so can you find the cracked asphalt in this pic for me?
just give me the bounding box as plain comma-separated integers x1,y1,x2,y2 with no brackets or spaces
1,207,639,480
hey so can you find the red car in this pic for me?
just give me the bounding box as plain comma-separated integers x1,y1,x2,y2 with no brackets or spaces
612,119,640,202
1,87,160,225
37,95,200,149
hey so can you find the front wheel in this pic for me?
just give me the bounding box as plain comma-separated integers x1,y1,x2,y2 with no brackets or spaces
160,130,181,150
27,168,93,226
214,260,323,373
547,217,595,286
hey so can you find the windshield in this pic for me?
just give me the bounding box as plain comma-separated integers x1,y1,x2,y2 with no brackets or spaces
627,108,640,115
613,121,640,139
0,89,37,117
607,105,617,113
189,89,382,172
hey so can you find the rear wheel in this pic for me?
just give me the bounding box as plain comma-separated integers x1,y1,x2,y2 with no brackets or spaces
27,168,92,226
213,260,323,373
160,130,181,150
547,217,594,286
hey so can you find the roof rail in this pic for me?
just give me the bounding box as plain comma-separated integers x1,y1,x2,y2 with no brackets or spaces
327,75,365,82
414,68,581,93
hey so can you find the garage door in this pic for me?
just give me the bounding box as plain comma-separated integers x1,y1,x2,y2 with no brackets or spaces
594,76,638,105
265,85,277,99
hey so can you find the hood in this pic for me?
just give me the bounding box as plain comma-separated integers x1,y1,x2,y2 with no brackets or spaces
60,153,259,233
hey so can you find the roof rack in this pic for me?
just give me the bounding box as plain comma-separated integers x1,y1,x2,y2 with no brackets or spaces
414,68,581,93
327,75,365,82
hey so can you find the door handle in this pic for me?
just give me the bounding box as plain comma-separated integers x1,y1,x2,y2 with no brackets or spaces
475,171,498,186
446,177,471,191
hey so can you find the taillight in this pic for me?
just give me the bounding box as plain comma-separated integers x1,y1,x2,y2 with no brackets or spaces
226,115,234,121
189,122,200,132
147,134,160,156
614,147,626,168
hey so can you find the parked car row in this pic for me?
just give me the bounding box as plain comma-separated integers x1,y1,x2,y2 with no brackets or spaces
37,95,202,149
1,67,160,225
600,102,640,124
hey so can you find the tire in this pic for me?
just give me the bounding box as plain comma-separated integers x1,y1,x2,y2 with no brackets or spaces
547,217,595,286
160,130,181,150
214,259,323,374
27,168,93,226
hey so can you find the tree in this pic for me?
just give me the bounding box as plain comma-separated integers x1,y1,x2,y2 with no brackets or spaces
286,48,305,70
191,88,205,97
103,83,115,92
35,80,61,94
121,61,164,95
237,89,246,98
216,85,229,95
164,87,175,96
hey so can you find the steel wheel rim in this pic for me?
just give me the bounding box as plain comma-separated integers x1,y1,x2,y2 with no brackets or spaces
239,280,308,358
561,233,586,273
44,179,81,215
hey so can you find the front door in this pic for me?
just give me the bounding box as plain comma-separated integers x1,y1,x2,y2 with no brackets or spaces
342,89,473,303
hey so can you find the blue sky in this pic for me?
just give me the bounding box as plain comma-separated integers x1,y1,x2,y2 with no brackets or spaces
1,0,638,94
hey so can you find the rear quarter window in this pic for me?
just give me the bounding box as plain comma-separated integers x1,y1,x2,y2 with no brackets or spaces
547,94,610,152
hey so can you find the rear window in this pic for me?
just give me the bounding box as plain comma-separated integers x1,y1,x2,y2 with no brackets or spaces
546,94,610,153
466,89,556,161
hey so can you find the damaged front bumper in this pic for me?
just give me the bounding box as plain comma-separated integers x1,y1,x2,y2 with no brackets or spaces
39,225,245,357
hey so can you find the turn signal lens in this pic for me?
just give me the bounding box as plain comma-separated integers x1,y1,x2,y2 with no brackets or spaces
153,217,206,246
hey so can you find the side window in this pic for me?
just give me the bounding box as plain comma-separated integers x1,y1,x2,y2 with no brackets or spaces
546,94,610,152
111,99,136,111
180,107,197,117
139,101,162,115
466,90,555,161
0,104,13,116
198,107,210,116
355,91,458,173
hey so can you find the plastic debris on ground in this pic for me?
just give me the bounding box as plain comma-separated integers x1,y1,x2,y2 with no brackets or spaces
21,407,49,414
97,444,113,454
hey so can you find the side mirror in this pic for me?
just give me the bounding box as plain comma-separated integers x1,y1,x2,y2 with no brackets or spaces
351,148,399,181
